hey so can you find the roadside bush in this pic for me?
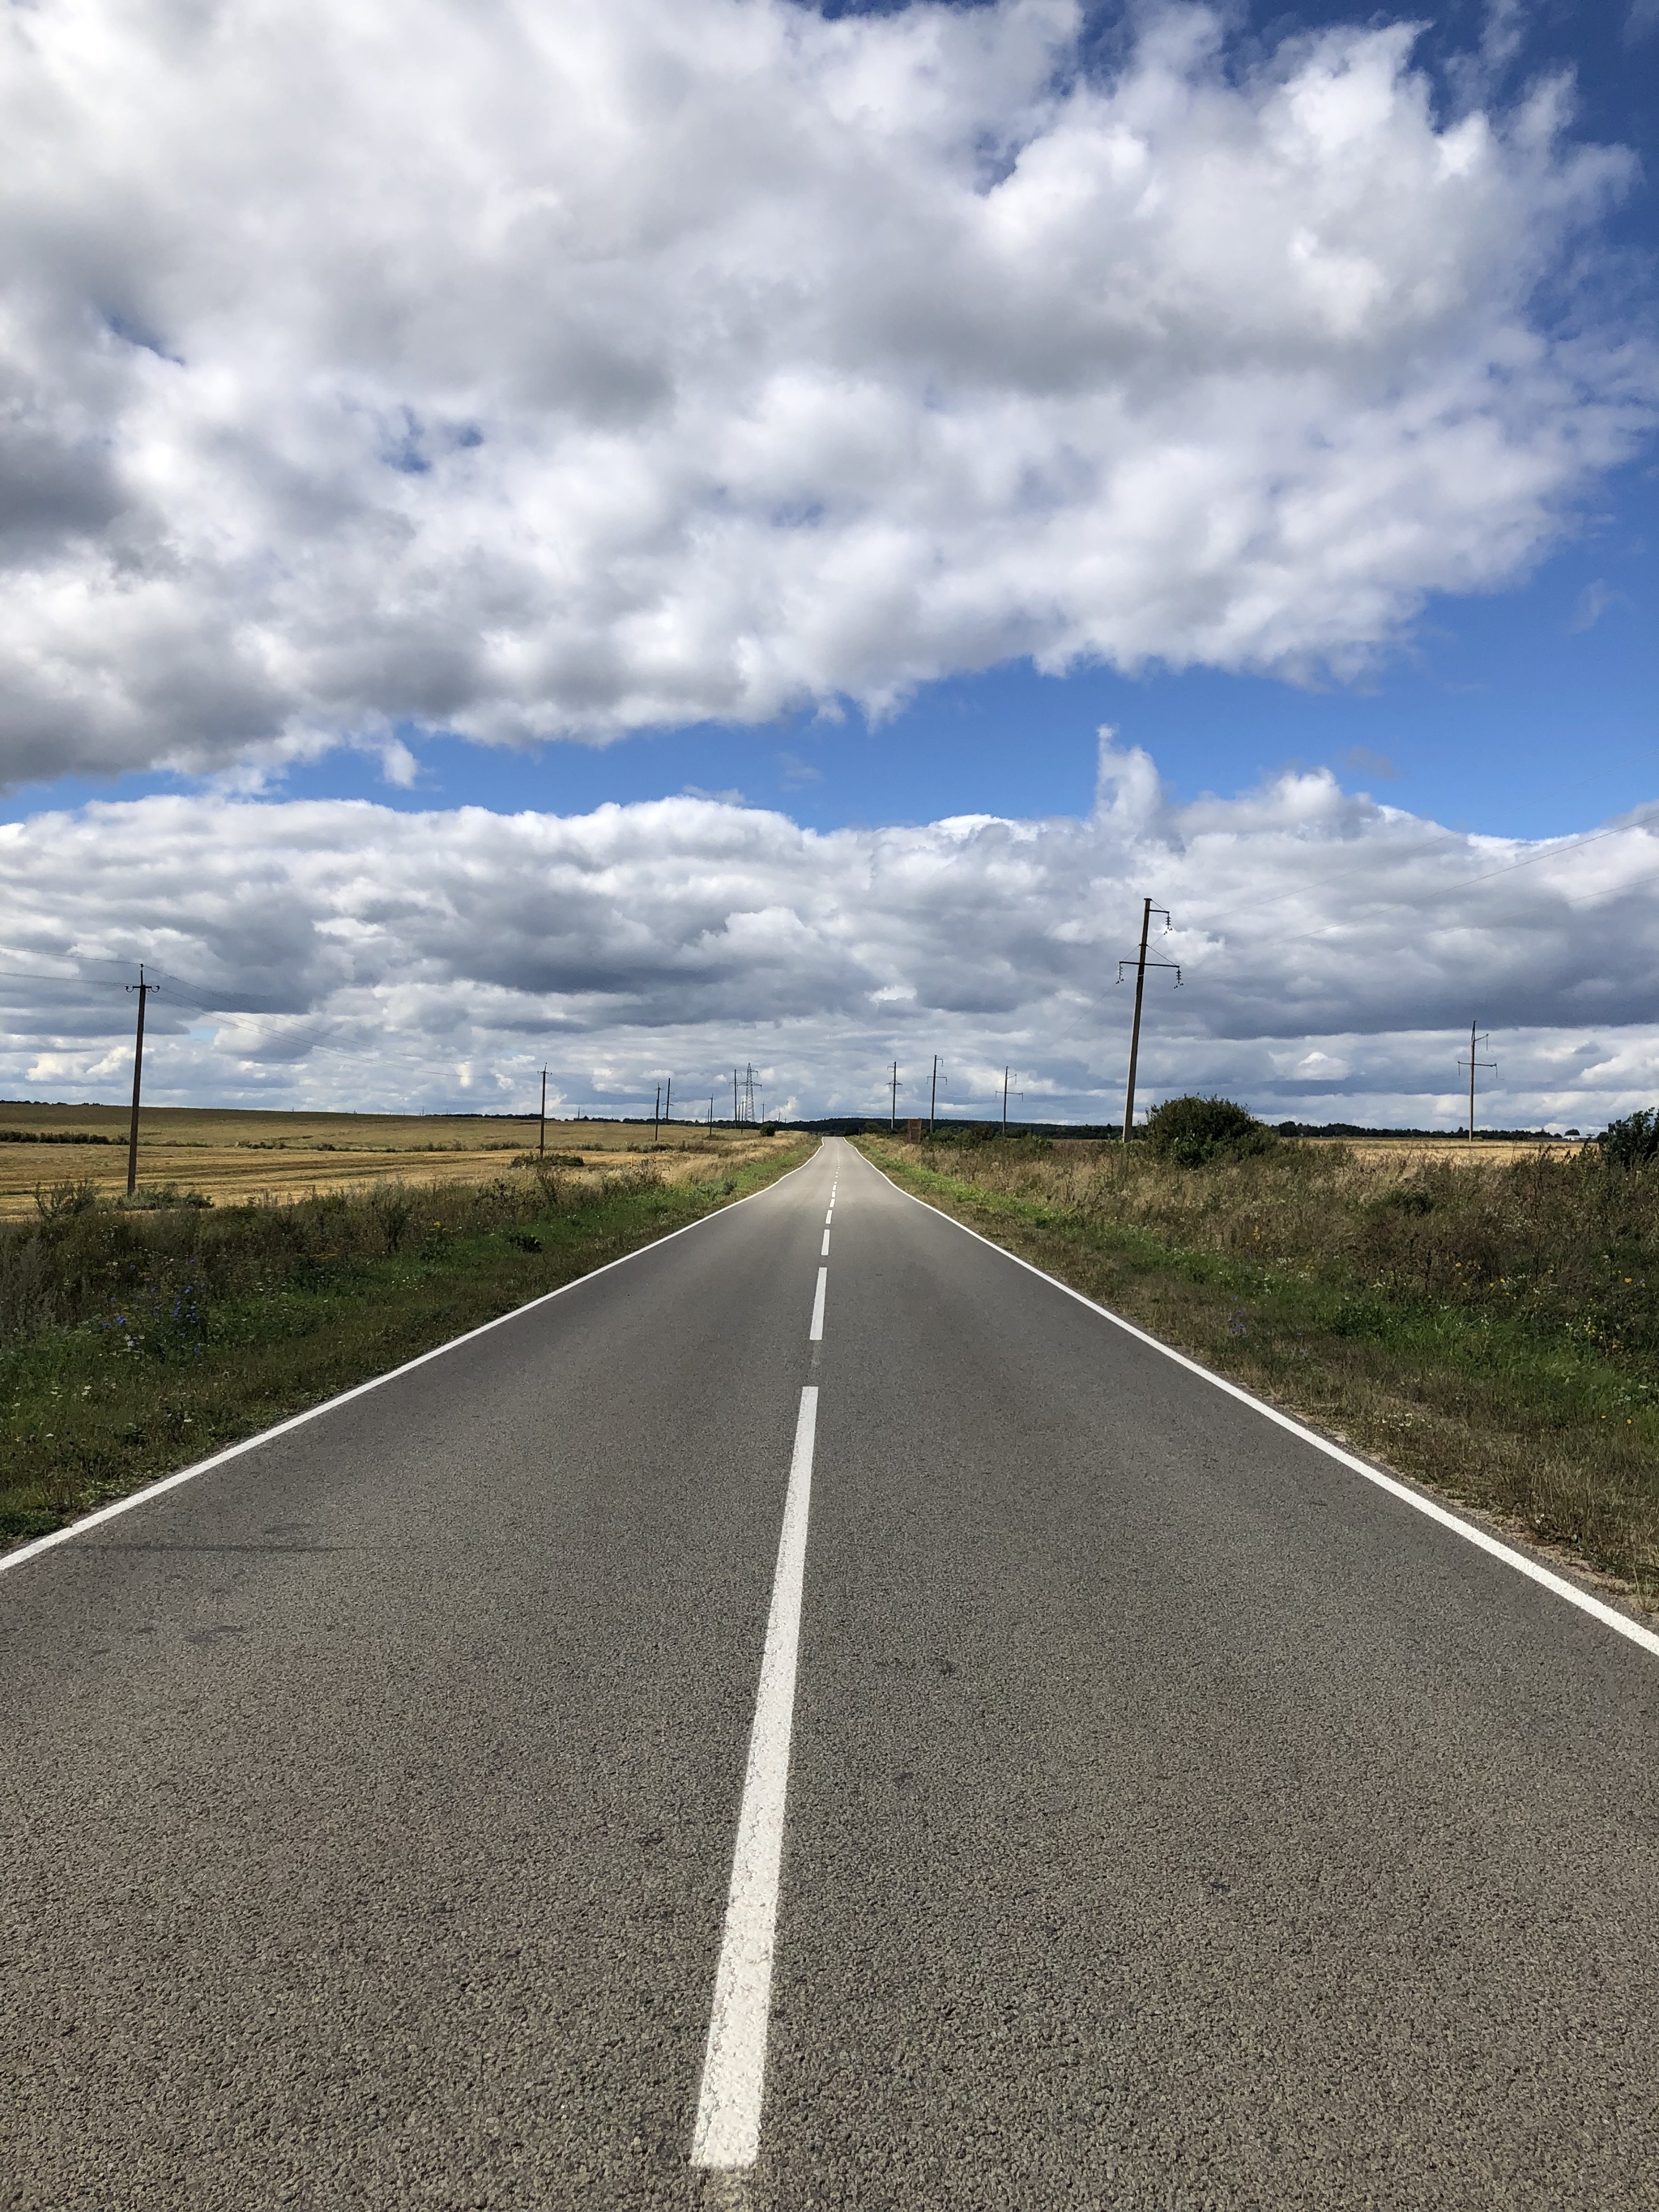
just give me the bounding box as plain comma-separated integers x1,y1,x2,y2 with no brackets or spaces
34,1178,99,1220
1598,1108,1659,1170
372,1186,416,1253
875,1127,1659,1356
925,1124,1054,1154
0,1171,544,1349
1144,1095,1275,1167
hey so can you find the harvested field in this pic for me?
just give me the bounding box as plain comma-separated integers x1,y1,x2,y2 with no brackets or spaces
0,1102,781,1217
1293,1136,1588,1166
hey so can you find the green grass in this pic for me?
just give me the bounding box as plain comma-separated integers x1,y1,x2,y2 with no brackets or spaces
855,1134,1659,1613
0,1145,809,1551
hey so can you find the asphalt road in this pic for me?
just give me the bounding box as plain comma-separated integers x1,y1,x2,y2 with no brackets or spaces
4,1136,1657,2210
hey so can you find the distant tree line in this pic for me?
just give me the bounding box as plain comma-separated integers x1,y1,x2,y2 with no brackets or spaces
0,1128,119,1145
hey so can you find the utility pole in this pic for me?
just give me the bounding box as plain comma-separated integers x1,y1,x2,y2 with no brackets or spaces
538,1067,547,1157
1001,1068,1024,1135
1459,1021,1496,1141
733,1068,740,1125
125,965,160,1196
654,1083,661,1148
890,1060,898,1131
929,1054,939,1137
1116,897,1181,1144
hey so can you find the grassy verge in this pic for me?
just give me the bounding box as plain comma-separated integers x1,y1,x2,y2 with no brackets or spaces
1,1143,810,1553
855,1134,1658,1617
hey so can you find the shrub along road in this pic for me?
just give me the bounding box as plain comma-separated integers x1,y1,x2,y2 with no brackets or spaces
3,1138,1656,2208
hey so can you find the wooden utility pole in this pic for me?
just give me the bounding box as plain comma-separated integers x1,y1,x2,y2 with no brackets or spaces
124,966,160,1196
1459,1021,1496,1141
890,1061,898,1131
538,1068,547,1157
929,1054,939,1136
1116,898,1180,1144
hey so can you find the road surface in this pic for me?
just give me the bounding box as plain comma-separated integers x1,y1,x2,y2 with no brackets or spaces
4,1136,1657,2209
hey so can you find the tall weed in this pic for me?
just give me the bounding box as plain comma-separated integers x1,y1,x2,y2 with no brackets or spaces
0,1170,596,1350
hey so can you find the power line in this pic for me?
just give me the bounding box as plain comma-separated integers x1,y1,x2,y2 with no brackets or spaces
1011,803,1657,1117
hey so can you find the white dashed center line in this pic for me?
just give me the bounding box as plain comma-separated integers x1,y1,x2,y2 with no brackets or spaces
691,1154,842,2169
691,1386,820,2171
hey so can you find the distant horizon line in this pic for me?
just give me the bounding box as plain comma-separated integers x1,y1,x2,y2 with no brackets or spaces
0,1100,1601,1140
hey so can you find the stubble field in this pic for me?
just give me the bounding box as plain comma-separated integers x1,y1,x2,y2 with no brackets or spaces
0,1102,765,1217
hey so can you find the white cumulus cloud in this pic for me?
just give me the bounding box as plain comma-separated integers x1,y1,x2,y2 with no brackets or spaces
2,0,1650,785
2,741,1655,1129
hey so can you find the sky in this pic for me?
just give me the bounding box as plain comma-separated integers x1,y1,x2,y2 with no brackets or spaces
2,0,1655,1128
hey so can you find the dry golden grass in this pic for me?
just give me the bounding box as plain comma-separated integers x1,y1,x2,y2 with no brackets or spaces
1299,1136,1587,1166
0,1102,787,1217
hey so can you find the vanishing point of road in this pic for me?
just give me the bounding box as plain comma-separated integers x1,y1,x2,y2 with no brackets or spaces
4,1137,1656,2209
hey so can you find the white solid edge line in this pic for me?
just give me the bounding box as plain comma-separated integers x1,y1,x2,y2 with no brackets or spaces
691,1384,818,2169
862,1151,1659,1663
0,1142,824,1582
808,1267,828,1341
